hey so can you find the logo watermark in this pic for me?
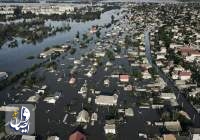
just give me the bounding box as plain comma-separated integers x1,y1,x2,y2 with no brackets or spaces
5,104,35,135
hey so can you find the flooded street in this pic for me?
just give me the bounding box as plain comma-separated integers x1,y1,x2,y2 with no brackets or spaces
144,30,200,127
0,9,162,139
1,2,199,140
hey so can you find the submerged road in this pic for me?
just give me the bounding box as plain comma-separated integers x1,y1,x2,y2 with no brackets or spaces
144,30,200,127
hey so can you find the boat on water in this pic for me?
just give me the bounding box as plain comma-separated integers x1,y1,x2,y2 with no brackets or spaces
74,59,81,65
57,78,62,82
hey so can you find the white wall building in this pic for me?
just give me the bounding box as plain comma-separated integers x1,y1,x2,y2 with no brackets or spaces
104,124,116,134
95,94,118,106
44,97,56,104
76,110,90,123
160,93,176,100
21,135,36,140
192,134,200,140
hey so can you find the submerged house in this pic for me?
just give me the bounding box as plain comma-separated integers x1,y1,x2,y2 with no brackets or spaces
178,71,192,80
119,74,129,82
44,97,57,104
69,130,86,140
95,94,118,106
21,135,36,140
47,136,60,140
163,134,176,140
76,110,90,123
104,124,116,134
164,120,182,132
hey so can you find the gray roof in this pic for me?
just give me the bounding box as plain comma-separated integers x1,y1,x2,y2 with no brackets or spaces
21,135,36,140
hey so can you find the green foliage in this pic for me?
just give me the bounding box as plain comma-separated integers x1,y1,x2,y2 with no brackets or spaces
106,49,115,61
148,67,157,80
26,56,35,59
158,26,173,48
82,34,88,41
76,31,80,39
96,30,101,38
131,70,142,79
14,6,22,18
44,47,50,51
45,61,57,70
106,134,116,140
0,113,5,132
111,15,115,24
125,35,132,47
161,111,171,121
69,48,76,55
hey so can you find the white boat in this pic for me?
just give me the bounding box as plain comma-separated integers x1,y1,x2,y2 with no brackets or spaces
104,67,108,71
139,133,147,139
63,113,68,124
57,78,62,82
74,60,81,64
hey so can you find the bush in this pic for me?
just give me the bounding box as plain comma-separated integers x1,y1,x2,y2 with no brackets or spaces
26,56,35,59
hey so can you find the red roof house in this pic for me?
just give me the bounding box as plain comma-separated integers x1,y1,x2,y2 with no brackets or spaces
69,131,86,140
178,71,192,80
178,47,194,56
119,74,129,82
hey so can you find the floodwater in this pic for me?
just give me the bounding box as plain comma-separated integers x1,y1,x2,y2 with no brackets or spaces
0,7,162,140
0,9,120,75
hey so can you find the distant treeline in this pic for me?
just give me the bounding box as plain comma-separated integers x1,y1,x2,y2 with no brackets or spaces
0,0,39,2
178,0,200,2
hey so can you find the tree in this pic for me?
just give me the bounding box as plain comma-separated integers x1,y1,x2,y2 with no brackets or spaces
76,31,80,39
161,111,171,121
66,23,71,31
125,35,132,47
106,49,115,61
82,33,88,40
96,30,101,38
14,6,22,18
131,70,142,79
111,15,115,23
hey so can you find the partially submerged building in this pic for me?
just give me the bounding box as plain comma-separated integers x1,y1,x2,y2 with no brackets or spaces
95,94,118,106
